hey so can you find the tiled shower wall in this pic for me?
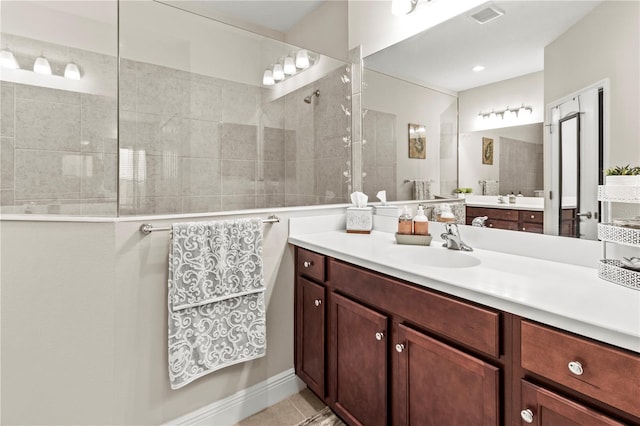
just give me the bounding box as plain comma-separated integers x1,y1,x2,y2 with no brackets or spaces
0,34,350,216
362,109,397,201
118,59,350,215
498,136,543,196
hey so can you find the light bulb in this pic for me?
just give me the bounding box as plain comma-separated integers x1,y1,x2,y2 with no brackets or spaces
295,50,309,69
0,49,19,69
262,69,274,86
489,111,496,120
64,62,81,80
33,56,52,75
503,108,511,119
273,63,284,81
283,56,296,75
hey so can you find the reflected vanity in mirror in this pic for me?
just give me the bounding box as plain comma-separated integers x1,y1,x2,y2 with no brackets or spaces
359,0,640,240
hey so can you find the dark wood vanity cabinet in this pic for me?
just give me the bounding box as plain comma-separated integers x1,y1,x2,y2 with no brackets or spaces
466,206,543,233
330,293,388,426
295,248,327,398
394,324,499,426
293,246,640,426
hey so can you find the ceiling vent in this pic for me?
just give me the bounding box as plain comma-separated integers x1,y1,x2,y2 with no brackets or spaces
469,5,504,24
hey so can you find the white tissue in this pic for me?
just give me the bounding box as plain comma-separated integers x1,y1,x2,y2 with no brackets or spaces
376,190,387,205
350,191,368,208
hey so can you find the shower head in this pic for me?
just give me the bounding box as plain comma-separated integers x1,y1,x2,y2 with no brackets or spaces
304,89,320,104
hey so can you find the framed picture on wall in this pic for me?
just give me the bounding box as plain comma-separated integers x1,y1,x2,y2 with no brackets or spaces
408,123,426,159
482,137,494,165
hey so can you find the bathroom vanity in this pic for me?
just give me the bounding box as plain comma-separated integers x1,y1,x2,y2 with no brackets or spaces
465,203,576,236
290,227,640,426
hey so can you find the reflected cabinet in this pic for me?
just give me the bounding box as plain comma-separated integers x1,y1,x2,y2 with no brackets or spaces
293,246,640,425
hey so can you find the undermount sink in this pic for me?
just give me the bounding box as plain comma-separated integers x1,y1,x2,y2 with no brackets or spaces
386,244,481,268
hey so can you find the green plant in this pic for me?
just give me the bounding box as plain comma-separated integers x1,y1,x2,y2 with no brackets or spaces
606,165,640,176
454,188,473,194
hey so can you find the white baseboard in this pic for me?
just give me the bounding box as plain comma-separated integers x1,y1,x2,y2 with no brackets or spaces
164,368,306,426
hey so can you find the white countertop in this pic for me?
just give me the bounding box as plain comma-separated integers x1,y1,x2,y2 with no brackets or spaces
465,200,544,211
289,223,640,353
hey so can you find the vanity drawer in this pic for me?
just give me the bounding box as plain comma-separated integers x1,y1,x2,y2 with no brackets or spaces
467,206,519,222
520,210,543,224
486,219,519,231
296,248,326,282
521,320,640,418
329,259,501,358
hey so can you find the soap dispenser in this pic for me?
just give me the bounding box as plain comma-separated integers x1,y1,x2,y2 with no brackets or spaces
398,206,413,235
413,205,429,236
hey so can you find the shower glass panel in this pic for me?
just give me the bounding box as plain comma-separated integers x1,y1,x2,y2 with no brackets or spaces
118,1,351,215
0,1,118,215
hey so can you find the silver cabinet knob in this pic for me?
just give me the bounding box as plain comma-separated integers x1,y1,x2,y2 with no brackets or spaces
520,409,534,423
530,215,535,219
314,299,322,307
568,361,584,376
375,332,384,341
395,343,405,353
303,261,312,268
522,227,526,231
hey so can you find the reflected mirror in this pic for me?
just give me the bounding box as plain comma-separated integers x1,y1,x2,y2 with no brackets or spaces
362,0,640,239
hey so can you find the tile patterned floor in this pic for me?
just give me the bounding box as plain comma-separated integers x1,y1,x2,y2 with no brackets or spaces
234,388,327,426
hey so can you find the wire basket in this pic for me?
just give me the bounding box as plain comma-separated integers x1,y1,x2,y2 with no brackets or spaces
598,259,640,291
598,223,640,246
597,185,640,203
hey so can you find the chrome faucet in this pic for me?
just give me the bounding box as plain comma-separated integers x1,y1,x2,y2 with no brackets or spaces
471,216,488,227
441,223,473,251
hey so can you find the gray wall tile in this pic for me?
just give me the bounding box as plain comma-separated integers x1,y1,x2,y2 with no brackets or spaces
263,127,284,161
15,150,81,199
81,94,117,154
221,123,258,160
183,120,220,158
1,137,14,189
16,99,80,151
1,84,15,137
222,160,256,195
181,157,221,196
222,195,256,210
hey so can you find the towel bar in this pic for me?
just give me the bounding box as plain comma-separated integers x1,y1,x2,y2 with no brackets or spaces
139,215,280,235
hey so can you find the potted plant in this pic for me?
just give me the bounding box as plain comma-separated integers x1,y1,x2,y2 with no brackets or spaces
454,188,473,198
605,165,640,186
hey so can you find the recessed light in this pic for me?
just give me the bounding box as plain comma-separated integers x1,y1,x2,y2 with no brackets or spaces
473,65,485,72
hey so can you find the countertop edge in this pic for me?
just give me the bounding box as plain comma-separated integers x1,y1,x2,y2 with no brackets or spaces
289,236,640,354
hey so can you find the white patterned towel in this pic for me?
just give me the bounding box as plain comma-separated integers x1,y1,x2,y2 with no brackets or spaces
413,180,431,200
168,218,266,390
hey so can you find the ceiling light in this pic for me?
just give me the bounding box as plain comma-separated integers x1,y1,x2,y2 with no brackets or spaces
0,48,19,69
283,56,296,75
472,65,485,72
479,105,532,120
273,63,284,81
33,55,52,75
489,110,496,120
64,62,81,80
503,107,512,119
392,0,418,16
518,104,532,116
295,50,309,69
262,68,274,86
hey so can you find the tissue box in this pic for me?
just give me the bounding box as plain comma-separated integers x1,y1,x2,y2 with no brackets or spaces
346,207,373,234
375,205,399,217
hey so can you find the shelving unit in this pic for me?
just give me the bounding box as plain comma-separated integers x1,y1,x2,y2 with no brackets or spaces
597,185,640,291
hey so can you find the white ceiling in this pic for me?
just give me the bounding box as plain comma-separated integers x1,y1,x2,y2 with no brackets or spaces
161,0,326,32
364,1,602,93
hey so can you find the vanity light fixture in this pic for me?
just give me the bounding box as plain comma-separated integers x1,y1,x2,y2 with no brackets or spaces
283,55,296,75
295,50,309,69
272,63,284,81
262,50,319,86
262,68,275,86
478,105,533,120
33,55,52,75
64,62,81,80
0,48,19,69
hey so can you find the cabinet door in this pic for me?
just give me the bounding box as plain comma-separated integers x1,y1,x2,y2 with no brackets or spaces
520,381,624,425
330,293,387,426
394,324,499,426
295,277,325,398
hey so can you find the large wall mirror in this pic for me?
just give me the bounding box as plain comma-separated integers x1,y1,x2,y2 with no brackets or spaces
360,0,640,240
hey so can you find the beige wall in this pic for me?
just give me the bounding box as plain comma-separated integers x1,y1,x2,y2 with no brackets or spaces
0,207,344,424
286,0,349,62
544,0,640,167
